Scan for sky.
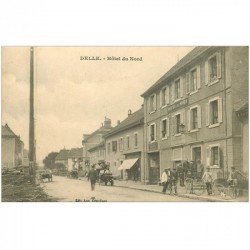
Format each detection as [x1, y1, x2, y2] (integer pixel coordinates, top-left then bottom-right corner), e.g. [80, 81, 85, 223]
[2, 46, 193, 163]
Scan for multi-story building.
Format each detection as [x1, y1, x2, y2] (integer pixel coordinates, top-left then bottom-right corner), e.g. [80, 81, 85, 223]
[103, 108, 144, 180]
[2, 124, 24, 168]
[82, 117, 112, 169]
[88, 141, 105, 165]
[141, 46, 248, 184]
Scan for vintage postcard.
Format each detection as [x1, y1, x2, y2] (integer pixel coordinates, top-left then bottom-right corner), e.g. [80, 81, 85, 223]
[1, 46, 249, 202]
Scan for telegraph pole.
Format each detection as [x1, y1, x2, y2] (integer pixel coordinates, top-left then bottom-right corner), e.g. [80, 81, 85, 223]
[29, 46, 36, 175]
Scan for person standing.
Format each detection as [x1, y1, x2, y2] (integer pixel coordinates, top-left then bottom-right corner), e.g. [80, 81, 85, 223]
[177, 163, 185, 187]
[170, 167, 178, 195]
[196, 160, 204, 181]
[202, 166, 213, 195]
[161, 169, 169, 194]
[87, 165, 99, 191]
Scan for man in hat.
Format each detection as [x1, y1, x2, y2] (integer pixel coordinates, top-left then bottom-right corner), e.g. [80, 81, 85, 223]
[87, 165, 99, 191]
[202, 166, 213, 195]
[161, 169, 169, 194]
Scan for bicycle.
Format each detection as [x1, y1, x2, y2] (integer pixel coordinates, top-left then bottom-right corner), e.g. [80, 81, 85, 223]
[212, 182, 239, 199]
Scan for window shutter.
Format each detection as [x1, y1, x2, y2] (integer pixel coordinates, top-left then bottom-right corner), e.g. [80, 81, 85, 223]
[217, 52, 222, 79]
[180, 77, 183, 98]
[167, 118, 170, 137]
[197, 65, 201, 89]
[154, 123, 157, 140]
[198, 105, 202, 128]
[171, 83, 175, 102]
[206, 103, 210, 126]
[218, 97, 223, 123]
[187, 109, 191, 131]
[205, 61, 209, 85]
[181, 110, 185, 126]
[166, 86, 170, 104]
[218, 147, 221, 168]
[186, 73, 190, 94]
[172, 116, 176, 135]
[206, 147, 211, 166]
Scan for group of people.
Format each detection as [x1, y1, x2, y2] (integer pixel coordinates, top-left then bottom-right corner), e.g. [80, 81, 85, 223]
[161, 160, 205, 195]
[161, 160, 240, 196]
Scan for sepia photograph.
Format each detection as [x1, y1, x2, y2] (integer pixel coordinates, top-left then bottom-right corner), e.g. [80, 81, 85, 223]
[1, 46, 249, 202]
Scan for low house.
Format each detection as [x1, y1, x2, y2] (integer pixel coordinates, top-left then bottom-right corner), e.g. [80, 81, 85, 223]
[103, 108, 144, 181]
[68, 147, 84, 171]
[55, 148, 70, 169]
[2, 124, 24, 168]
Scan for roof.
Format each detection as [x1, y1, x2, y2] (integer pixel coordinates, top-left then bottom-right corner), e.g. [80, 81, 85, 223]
[88, 141, 105, 152]
[82, 125, 112, 143]
[141, 46, 212, 97]
[68, 147, 83, 158]
[55, 149, 70, 160]
[2, 124, 18, 137]
[104, 108, 144, 138]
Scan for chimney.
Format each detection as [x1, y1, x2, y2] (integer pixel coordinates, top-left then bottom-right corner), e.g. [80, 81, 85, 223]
[128, 109, 132, 116]
[117, 120, 120, 125]
[104, 117, 111, 128]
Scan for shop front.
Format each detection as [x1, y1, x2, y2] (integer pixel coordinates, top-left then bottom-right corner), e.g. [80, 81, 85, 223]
[148, 152, 160, 184]
[118, 152, 141, 181]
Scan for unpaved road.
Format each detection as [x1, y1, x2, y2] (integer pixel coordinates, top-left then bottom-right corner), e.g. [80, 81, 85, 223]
[42, 176, 195, 202]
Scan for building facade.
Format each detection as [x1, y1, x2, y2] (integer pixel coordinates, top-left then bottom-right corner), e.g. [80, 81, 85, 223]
[88, 142, 105, 165]
[82, 117, 112, 169]
[2, 124, 24, 168]
[141, 46, 248, 184]
[104, 108, 144, 180]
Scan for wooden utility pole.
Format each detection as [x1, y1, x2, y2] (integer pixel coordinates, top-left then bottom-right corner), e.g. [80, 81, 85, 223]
[29, 47, 36, 174]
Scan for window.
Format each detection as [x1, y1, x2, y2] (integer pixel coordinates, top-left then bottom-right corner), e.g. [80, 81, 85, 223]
[126, 136, 130, 149]
[192, 146, 201, 162]
[173, 112, 185, 135]
[149, 123, 156, 142]
[206, 97, 222, 127]
[188, 105, 201, 131]
[161, 86, 169, 107]
[134, 133, 138, 147]
[190, 68, 197, 92]
[175, 79, 181, 100]
[119, 138, 123, 151]
[206, 145, 220, 167]
[205, 52, 222, 85]
[161, 118, 169, 139]
[209, 56, 217, 82]
[211, 146, 219, 166]
[210, 100, 218, 124]
[149, 94, 156, 112]
[107, 142, 111, 154]
[191, 107, 198, 130]
[112, 141, 117, 152]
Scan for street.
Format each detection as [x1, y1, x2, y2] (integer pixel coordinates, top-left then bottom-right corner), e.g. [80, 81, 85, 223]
[42, 176, 195, 202]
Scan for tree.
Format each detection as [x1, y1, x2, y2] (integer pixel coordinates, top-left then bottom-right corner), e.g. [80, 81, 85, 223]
[43, 152, 58, 169]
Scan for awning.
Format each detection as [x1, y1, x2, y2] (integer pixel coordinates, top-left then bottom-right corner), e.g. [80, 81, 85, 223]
[118, 158, 138, 171]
